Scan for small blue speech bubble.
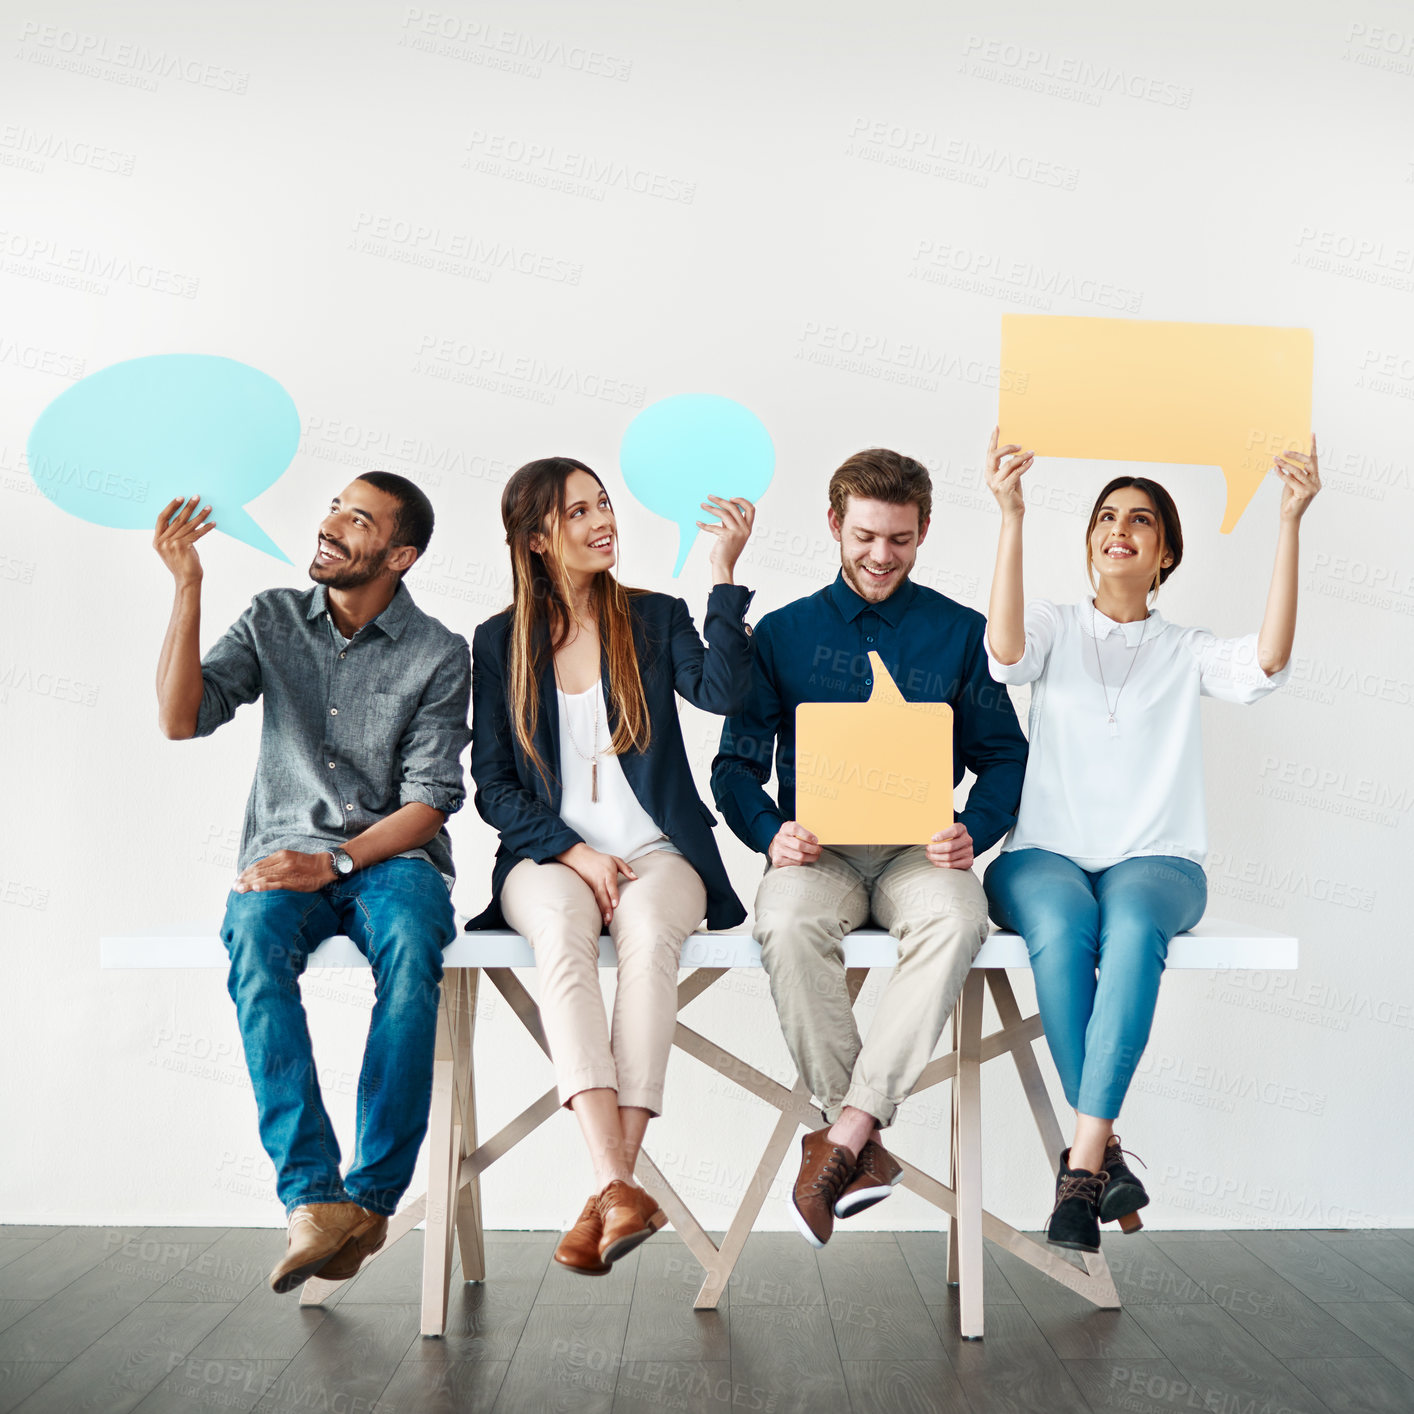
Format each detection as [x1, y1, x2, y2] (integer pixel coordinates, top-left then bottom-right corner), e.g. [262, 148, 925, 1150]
[619, 393, 775, 576]
[27, 354, 299, 562]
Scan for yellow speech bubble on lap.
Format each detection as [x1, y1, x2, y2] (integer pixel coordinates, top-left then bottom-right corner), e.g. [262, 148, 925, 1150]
[998, 315, 1313, 533]
[795, 653, 953, 845]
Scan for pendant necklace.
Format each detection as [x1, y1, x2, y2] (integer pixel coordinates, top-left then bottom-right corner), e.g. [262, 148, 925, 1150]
[1091, 602, 1147, 738]
[555, 663, 602, 803]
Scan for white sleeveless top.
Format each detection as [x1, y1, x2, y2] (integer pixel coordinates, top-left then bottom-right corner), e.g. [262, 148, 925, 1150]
[556, 683, 679, 862]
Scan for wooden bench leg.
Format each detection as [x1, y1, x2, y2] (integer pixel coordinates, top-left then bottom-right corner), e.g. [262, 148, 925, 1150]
[419, 970, 461, 1336]
[954, 970, 985, 1340]
[451, 970, 486, 1284]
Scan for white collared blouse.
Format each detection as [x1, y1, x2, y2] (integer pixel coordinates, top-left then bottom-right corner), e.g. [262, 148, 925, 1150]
[986, 598, 1290, 871]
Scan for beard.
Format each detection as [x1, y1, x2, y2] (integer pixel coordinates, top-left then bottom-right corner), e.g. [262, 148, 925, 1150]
[840, 555, 909, 603]
[308, 541, 391, 589]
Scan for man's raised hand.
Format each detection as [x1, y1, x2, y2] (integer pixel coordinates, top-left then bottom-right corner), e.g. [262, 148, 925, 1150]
[154, 495, 216, 586]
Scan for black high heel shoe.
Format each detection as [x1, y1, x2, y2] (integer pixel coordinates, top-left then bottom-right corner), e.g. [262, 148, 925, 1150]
[1098, 1135, 1148, 1234]
[1046, 1149, 1108, 1253]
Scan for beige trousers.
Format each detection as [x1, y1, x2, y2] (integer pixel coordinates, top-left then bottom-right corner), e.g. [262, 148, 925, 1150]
[753, 844, 988, 1127]
[500, 849, 708, 1115]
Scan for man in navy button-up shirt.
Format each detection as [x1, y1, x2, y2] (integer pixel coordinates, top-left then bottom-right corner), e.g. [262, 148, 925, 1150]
[711, 448, 1026, 1246]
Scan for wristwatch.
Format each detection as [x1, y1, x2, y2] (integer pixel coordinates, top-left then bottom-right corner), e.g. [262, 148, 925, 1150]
[328, 848, 355, 879]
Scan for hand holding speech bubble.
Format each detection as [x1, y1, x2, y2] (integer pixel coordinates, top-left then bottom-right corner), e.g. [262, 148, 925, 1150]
[27, 354, 299, 562]
[795, 653, 953, 845]
[997, 315, 1312, 533]
[619, 393, 774, 576]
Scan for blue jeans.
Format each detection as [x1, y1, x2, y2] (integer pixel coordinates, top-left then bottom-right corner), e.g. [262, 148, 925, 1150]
[983, 849, 1207, 1120]
[220, 857, 456, 1217]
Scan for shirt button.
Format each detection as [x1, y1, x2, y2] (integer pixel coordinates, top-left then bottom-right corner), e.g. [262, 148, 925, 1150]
[866, 635, 874, 643]
[865, 677, 873, 688]
[328, 761, 336, 769]
[339, 652, 346, 660]
[345, 803, 353, 811]
[330, 708, 338, 716]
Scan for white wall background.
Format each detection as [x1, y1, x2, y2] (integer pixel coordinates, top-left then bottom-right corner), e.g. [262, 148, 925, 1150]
[2, 0, 1411, 1235]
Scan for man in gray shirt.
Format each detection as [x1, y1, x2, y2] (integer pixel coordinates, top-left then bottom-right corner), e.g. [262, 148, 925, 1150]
[153, 472, 471, 1294]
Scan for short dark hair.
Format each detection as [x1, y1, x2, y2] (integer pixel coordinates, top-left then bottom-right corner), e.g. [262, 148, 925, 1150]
[1085, 476, 1184, 591]
[829, 448, 932, 527]
[358, 471, 435, 561]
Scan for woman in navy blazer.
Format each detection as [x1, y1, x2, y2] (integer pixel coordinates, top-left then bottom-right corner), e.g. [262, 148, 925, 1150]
[468, 456, 756, 1274]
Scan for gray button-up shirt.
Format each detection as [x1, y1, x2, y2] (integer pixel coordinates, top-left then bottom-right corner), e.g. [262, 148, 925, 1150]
[195, 581, 472, 884]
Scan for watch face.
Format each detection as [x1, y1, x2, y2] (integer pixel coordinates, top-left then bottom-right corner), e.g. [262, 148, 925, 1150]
[332, 849, 352, 875]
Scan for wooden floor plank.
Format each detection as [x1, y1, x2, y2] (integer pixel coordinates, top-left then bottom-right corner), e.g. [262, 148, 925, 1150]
[1126, 1304, 1335, 1414]
[187, 1283, 329, 1362]
[623, 1239, 730, 1363]
[1157, 1231, 1380, 1359]
[493, 1303, 631, 1414]
[986, 1245, 1163, 1361]
[1284, 1355, 1414, 1413]
[842, 1358, 968, 1414]
[0, 1363, 66, 1414]
[6, 1300, 233, 1414]
[0, 1234, 65, 1279]
[1311, 1233, 1414, 1303]
[248, 1303, 417, 1413]
[130, 1357, 285, 1414]
[0, 1228, 144, 1304]
[1063, 1356, 1208, 1413]
[151, 1229, 286, 1304]
[729, 1301, 847, 1414]
[728, 1234, 826, 1309]
[1317, 1302, 1414, 1379]
[612, 1360, 733, 1414]
[1230, 1231, 1403, 1304]
[0, 1230, 224, 1362]
[817, 1237, 944, 1362]
[372, 1355, 510, 1412]
[926, 1301, 1092, 1414]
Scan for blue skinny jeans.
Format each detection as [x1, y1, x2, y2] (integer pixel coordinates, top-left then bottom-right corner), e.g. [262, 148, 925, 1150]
[983, 848, 1207, 1120]
[220, 856, 456, 1216]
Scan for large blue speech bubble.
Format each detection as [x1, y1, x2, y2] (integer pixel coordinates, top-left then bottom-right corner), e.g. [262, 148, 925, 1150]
[619, 394, 775, 576]
[27, 354, 298, 562]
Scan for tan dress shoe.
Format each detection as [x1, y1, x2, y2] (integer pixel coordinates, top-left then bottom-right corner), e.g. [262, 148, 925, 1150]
[554, 1195, 612, 1275]
[269, 1202, 381, 1294]
[597, 1180, 667, 1265]
[317, 1210, 389, 1283]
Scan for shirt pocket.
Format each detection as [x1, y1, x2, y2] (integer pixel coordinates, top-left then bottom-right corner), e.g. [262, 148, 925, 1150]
[366, 690, 421, 751]
[698, 800, 718, 829]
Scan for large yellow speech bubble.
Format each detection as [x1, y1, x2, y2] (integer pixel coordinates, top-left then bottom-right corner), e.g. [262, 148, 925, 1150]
[795, 653, 953, 845]
[998, 315, 1312, 532]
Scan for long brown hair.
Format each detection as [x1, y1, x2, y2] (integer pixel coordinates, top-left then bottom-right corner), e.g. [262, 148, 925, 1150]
[1084, 475, 1184, 600]
[501, 457, 651, 787]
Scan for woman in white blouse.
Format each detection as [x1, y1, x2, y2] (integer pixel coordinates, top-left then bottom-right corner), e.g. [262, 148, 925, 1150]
[980, 427, 1320, 1252]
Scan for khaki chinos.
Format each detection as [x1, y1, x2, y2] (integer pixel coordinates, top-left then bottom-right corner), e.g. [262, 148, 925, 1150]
[754, 844, 989, 1126]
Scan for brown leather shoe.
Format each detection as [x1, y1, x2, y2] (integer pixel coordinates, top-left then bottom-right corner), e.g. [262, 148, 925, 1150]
[554, 1195, 612, 1276]
[269, 1203, 381, 1294]
[834, 1136, 903, 1219]
[597, 1180, 667, 1264]
[316, 1210, 389, 1283]
[789, 1128, 858, 1248]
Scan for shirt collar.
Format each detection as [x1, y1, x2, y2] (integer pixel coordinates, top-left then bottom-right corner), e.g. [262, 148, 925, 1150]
[1084, 598, 1164, 648]
[304, 580, 416, 640]
[825, 569, 917, 626]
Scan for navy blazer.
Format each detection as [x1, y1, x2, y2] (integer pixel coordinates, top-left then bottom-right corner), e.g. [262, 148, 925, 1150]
[465, 583, 755, 931]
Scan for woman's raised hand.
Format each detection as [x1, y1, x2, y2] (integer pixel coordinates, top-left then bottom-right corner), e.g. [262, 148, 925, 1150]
[984, 426, 1034, 520]
[697, 496, 757, 583]
[1274, 435, 1321, 523]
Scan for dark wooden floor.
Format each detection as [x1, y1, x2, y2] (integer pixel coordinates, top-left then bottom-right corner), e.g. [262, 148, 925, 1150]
[1, 1225, 1412, 1413]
